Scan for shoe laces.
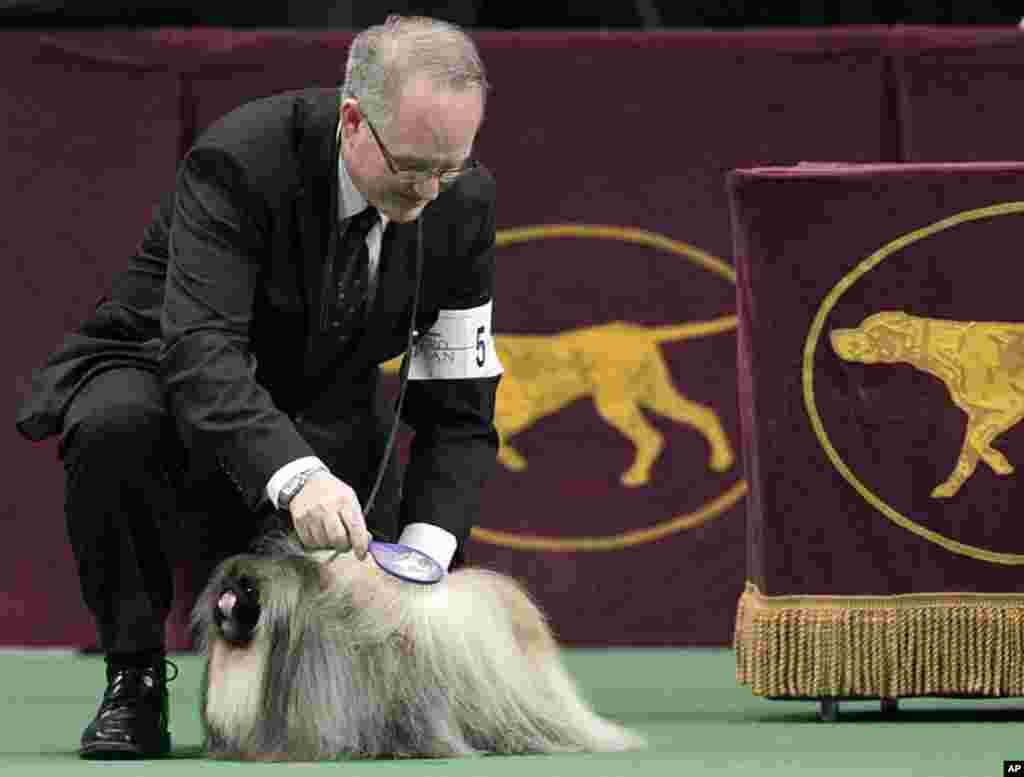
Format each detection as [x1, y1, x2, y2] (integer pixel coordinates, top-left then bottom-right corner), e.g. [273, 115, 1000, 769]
[103, 659, 179, 706]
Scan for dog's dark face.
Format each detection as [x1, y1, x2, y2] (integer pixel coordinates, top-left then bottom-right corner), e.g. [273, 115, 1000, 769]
[213, 573, 261, 646]
[195, 544, 323, 653]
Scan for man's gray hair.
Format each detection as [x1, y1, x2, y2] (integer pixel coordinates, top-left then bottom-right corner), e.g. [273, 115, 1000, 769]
[342, 15, 490, 129]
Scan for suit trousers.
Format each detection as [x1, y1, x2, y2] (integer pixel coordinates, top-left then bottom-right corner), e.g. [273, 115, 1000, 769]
[58, 366, 402, 654]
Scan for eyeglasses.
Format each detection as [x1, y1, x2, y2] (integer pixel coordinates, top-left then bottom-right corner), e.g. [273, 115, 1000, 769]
[362, 110, 478, 189]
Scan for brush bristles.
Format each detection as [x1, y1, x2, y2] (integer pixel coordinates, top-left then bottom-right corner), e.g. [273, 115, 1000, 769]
[192, 534, 645, 760]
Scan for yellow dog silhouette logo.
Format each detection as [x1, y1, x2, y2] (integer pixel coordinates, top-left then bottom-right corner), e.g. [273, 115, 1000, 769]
[384, 318, 735, 487]
[830, 311, 1024, 498]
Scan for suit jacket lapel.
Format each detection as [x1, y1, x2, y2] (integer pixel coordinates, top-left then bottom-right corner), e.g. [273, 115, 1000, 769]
[294, 91, 342, 377]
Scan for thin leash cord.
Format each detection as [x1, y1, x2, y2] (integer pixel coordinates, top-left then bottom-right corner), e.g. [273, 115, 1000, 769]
[324, 216, 424, 566]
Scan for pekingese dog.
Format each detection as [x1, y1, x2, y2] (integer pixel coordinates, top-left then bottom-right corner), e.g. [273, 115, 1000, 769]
[192, 534, 645, 761]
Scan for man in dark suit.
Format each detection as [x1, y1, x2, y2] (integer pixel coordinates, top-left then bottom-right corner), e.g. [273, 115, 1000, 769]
[15, 15, 502, 759]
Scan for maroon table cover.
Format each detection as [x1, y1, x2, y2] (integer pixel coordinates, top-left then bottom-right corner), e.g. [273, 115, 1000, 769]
[730, 161, 1024, 699]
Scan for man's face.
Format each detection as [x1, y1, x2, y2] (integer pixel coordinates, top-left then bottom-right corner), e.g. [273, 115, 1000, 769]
[341, 75, 484, 223]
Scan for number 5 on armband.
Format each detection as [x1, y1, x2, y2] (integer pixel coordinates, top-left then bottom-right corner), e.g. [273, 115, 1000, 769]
[476, 325, 487, 367]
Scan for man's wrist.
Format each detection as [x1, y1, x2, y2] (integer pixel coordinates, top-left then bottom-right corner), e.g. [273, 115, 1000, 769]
[277, 466, 329, 510]
[267, 456, 329, 509]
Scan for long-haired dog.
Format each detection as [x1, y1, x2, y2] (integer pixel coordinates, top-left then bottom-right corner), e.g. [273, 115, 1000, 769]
[192, 534, 645, 761]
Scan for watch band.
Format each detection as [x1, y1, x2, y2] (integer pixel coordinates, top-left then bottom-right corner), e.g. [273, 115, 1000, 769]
[278, 465, 329, 510]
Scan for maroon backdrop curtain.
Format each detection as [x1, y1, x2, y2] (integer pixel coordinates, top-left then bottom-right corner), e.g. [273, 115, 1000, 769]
[4, 33, 183, 647]
[5, 27, 1020, 649]
[890, 27, 1024, 162]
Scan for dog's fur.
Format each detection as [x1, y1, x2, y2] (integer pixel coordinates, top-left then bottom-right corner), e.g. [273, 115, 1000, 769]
[192, 534, 645, 761]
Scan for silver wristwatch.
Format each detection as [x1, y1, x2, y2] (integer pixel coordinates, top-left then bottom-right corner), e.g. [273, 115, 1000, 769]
[278, 466, 329, 510]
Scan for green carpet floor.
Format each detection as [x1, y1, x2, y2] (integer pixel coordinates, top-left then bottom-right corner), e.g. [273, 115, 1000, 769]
[1, 649, 1020, 775]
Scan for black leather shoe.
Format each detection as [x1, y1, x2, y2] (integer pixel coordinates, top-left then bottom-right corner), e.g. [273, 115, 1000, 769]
[80, 659, 177, 759]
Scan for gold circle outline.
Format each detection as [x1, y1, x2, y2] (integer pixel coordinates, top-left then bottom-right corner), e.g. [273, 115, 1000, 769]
[803, 201, 1024, 565]
[495, 224, 737, 283]
[471, 223, 745, 552]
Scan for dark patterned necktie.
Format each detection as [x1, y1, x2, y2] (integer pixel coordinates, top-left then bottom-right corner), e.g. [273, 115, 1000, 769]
[322, 206, 379, 341]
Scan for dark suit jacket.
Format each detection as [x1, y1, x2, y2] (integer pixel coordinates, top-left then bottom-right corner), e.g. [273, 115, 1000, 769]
[16, 88, 501, 553]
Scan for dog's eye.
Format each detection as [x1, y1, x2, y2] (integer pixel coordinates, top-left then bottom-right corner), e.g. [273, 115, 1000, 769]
[238, 576, 259, 600]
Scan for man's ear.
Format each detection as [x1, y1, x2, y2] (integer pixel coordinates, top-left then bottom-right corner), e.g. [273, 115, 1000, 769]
[339, 98, 362, 139]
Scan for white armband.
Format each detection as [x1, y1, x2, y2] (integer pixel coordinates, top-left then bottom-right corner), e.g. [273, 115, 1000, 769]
[407, 300, 504, 380]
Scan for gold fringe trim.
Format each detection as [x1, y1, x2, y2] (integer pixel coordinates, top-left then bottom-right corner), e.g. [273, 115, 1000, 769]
[735, 582, 1024, 698]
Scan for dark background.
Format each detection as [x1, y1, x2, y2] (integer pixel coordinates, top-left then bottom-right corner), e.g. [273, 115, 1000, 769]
[1, 0, 1021, 29]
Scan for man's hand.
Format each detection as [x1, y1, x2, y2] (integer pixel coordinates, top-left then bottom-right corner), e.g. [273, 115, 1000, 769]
[288, 471, 370, 559]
